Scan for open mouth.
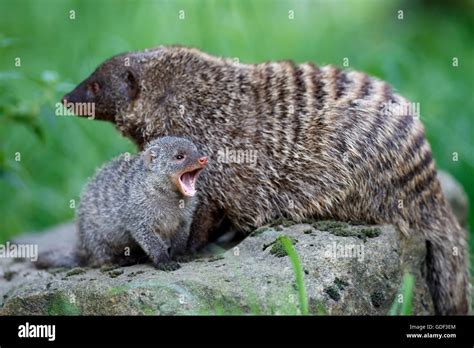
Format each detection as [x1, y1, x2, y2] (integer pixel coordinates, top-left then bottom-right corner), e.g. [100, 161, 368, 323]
[178, 168, 203, 197]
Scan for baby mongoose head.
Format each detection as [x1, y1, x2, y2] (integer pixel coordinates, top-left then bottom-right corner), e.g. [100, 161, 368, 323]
[144, 136, 208, 197]
[61, 53, 144, 121]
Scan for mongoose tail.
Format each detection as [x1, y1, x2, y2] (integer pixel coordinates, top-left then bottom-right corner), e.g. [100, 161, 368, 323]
[35, 247, 81, 269]
[424, 204, 471, 315]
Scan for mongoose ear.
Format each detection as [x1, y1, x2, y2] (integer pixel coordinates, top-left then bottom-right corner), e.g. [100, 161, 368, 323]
[125, 70, 139, 100]
[144, 148, 158, 168]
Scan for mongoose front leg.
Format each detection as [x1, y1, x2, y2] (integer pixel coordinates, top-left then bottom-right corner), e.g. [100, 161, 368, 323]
[131, 225, 179, 271]
[170, 220, 192, 260]
[187, 202, 226, 253]
[169, 219, 193, 262]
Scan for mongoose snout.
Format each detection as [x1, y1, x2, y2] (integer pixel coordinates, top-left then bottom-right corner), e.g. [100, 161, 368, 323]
[173, 155, 208, 197]
[61, 58, 140, 121]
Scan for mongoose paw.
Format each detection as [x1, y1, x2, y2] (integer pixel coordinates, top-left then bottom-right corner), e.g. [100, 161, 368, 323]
[173, 254, 196, 263]
[155, 261, 181, 272]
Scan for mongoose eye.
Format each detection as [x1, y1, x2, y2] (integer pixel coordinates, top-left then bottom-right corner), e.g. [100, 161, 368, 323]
[88, 81, 101, 95]
[176, 154, 185, 160]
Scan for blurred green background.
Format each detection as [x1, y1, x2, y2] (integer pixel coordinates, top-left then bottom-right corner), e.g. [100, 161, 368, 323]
[0, 0, 472, 260]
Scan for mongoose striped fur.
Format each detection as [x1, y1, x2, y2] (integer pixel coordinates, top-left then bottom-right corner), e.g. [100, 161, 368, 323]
[37, 136, 207, 270]
[62, 46, 470, 314]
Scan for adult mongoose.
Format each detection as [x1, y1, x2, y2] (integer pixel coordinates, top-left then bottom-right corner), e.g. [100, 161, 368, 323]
[37, 136, 208, 270]
[61, 46, 470, 314]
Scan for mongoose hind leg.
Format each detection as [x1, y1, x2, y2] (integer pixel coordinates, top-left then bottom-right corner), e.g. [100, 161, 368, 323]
[114, 250, 147, 267]
[83, 251, 116, 268]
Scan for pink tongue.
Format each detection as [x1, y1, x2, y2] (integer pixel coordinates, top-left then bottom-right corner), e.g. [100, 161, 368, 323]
[181, 172, 196, 196]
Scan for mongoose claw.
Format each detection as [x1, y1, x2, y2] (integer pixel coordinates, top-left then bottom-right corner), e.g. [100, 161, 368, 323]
[155, 261, 181, 272]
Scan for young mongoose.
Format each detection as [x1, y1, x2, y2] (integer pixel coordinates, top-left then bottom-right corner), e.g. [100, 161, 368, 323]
[38, 136, 207, 270]
[61, 46, 470, 314]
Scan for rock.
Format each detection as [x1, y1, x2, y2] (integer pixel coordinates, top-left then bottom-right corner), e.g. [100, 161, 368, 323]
[438, 170, 469, 228]
[2, 171, 467, 315]
[0, 221, 434, 315]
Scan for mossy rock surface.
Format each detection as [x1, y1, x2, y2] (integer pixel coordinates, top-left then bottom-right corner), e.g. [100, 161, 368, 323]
[0, 221, 434, 315]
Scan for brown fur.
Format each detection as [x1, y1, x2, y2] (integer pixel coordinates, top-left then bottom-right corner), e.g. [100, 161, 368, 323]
[62, 46, 470, 314]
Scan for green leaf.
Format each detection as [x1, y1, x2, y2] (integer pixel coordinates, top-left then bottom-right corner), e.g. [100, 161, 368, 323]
[279, 235, 309, 315]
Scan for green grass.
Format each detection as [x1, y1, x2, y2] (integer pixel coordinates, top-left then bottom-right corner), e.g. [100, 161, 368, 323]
[389, 273, 415, 315]
[279, 235, 309, 315]
[0, 0, 472, 286]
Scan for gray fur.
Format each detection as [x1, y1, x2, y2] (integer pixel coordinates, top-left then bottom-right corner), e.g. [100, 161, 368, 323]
[38, 136, 205, 271]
